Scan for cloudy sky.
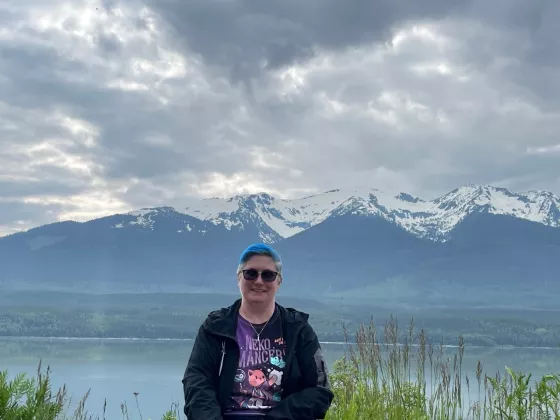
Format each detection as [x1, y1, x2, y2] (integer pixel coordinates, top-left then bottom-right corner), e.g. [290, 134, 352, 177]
[1, 0, 559, 236]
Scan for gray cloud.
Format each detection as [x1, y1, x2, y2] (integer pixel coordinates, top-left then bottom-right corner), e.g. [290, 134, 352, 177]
[0, 0, 559, 236]
[146, 0, 466, 78]
[0, 201, 61, 226]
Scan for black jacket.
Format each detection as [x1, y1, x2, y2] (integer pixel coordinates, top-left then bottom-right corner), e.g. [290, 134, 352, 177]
[182, 298, 334, 420]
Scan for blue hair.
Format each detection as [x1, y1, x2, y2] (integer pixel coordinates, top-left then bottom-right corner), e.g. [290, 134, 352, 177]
[237, 243, 282, 274]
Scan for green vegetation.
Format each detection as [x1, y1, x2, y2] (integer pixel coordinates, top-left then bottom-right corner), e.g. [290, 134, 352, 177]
[2, 318, 560, 420]
[327, 318, 560, 419]
[0, 361, 181, 420]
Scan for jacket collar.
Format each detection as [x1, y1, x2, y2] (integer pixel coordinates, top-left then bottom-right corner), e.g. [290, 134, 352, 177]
[203, 298, 309, 340]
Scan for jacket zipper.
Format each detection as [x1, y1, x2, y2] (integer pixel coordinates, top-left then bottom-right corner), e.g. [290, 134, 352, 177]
[213, 334, 239, 410]
[219, 340, 226, 376]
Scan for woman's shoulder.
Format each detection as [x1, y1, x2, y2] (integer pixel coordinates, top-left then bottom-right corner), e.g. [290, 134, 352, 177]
[197, 299, 241, 337]
[277, 303, 322, 341]
[276, 302, 310, 325]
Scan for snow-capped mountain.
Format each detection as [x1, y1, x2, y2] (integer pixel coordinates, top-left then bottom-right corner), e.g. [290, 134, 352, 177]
[112, 200, 285, 242]
[2, 183, 559, 302]
[115, 184, 560, 243]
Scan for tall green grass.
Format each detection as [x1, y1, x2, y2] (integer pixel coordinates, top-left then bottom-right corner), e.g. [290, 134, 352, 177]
[1, 317, 559, 419]
[326, 317, 560, 419]
[0, 359, 181, 420]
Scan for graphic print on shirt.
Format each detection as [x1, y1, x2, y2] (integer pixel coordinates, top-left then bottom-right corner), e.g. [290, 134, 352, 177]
[226, 309, 287, 413]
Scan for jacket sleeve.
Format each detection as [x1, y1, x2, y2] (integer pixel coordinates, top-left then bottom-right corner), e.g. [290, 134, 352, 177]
[182, 325, 223, 420]
[265, 323, 334, 420]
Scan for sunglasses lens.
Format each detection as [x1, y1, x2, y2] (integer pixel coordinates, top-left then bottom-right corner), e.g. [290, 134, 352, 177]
[242, 269, 278, 282]
[243, 269, 259, 280]
[261, 270, 277, 282]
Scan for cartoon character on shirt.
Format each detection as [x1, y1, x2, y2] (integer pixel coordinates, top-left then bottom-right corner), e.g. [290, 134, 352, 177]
[240, 368, 280, 409]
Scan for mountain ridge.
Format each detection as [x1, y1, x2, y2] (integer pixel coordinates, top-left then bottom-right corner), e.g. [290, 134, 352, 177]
[3, 184, 558, 242]
[83, 184, 560, 242]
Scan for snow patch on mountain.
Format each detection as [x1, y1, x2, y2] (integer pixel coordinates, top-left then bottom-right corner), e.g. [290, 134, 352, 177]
[109, 207, 205, 234]
[431, 185, 560, 237]
[125, 207, 170, 230]
[177, 184, 560, 242]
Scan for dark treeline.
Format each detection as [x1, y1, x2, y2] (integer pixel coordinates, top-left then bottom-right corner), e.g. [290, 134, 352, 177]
[1, 294, 560, 348]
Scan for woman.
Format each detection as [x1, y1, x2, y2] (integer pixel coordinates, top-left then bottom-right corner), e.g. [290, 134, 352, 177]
[182, 243, 334, 420]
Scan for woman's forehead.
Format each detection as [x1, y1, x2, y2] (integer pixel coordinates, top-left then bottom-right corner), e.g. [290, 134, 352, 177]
[243, 255, 276, 267]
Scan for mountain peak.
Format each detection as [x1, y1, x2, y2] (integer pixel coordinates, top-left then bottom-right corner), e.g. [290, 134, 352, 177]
[126, 206, 177, 217]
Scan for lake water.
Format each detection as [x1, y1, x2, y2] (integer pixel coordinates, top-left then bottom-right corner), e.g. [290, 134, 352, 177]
[2, 337, 560, 419]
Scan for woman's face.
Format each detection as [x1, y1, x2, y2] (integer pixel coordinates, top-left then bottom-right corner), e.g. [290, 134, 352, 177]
[237, 255, 281, 306]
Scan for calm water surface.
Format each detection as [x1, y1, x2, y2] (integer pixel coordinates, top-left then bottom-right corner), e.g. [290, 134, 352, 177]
[2, 337, 560, 419]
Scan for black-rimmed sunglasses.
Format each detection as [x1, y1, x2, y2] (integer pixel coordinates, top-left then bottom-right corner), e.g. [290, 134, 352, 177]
[242, 269, 279, 282]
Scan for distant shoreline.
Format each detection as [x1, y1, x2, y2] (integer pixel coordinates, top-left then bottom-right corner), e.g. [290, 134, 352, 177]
[2, 335, 560, 351]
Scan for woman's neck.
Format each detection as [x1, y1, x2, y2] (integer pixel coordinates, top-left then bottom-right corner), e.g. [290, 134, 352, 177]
[239, 300, 276, 324]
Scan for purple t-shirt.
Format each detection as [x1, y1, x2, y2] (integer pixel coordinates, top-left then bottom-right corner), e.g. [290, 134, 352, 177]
[224, 306, 287, 417]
